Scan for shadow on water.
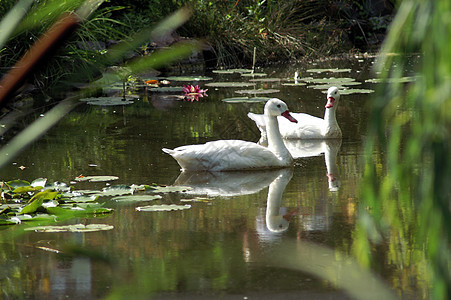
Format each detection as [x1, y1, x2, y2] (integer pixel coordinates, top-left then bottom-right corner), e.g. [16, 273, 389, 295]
[0, 59, 417, 299]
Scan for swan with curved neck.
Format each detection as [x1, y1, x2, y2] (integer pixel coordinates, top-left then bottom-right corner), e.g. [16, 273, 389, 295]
[248, 86, 341, 140]
[162, 98, 297, 171]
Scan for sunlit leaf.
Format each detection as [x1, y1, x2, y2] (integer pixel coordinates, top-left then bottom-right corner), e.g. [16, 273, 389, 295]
[80, 97, 134, 106]
[205, 82, 256, 88]
[281, 82, 306, 86]
[112, 195, 162, 202]
[241, 72, 267, 77]
[212, 69, 253, 74]
[6, 180, 30, 189]
[235, 89, 279, 95]
[25, 223, 114, 233]
[336, 89, 375, 95]
[98, 185, 134, 197]
[31, 178, 47, 187]
[147, 185, 193, 193]
[74, 175, 119, 182]
[165, 76, 212, 81]
[180, 197, 211, 203]
[222, 97, 269, 103]
[136, 204, 191, 211]
[307, 68, 352, 73]
[249, 78, 282, 82]
[149, 87, 184, 92]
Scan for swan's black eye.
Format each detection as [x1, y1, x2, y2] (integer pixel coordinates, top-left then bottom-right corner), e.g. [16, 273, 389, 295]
[277, 104, 281, 108]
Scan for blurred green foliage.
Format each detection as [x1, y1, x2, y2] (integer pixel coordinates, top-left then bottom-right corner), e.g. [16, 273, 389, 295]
[359, 0, 451, 298]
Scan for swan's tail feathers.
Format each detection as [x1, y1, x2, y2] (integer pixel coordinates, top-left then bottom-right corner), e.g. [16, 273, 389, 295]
[162, 148, 174, 155]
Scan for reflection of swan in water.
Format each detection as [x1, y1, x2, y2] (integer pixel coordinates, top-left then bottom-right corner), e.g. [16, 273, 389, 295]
[257, 138, 340, 191]
[172, 168, 291, 197]
[264, 168, 295, 233]
[173, 168, 295, 238]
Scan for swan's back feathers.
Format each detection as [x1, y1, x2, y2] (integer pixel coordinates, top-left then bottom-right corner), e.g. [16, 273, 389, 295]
[163, 140, 290, 171]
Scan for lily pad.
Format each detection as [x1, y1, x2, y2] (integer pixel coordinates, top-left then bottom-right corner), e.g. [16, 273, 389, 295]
[303, 77, 357, 84]
[98, 185, 134, 197]
[136, 204, 191, 212]
[249, 78, 282, 82]
[180, 197, 212, 203]
[212, 69, 253, 74]
[149, 86, 184, 92]
[156, 95, 185, 101]
[281, 82, 307, 86]
[112, 195, 162, 202]
[222, 97, 270, 103]
[75, 176, 119, 183]
[205, 82, 256, 88]
[241, 72, 267, 77]
[80, 97, 134, 106]
[147, 185, 192, 193]
[63, 195, 99, 203]
[308, 83, 362, 90]
[235, 89, 279, 95]
[307, 68, 352, 73]
[336, 88, 375, 95]
[25, 223, 114, 233]
[165, 76, 213, 81]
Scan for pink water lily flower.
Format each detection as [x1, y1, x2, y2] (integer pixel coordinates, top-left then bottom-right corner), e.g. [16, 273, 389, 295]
[183, 85, 208, 102]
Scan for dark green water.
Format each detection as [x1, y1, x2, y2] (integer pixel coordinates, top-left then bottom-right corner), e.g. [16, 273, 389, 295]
[0, 58, 425, 299]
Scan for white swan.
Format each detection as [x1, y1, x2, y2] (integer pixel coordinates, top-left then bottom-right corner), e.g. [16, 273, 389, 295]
[162, 98, 297, 171]
[248, 86, 341, 140]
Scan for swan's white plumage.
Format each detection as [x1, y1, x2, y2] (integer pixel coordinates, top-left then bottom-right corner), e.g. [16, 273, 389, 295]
[163, 98, 297, 171]
[248, 86, 342, 140]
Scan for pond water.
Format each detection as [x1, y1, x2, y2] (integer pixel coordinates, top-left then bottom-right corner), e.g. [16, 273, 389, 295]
[0, 58, 424, 299]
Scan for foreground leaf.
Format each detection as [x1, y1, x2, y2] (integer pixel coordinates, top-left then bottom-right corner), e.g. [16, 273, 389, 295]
[136, 204, 191, 211]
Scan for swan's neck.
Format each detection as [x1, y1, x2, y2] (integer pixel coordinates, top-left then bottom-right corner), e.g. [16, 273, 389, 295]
[265, 115, 291, 161]
[323, 107, 340, 135]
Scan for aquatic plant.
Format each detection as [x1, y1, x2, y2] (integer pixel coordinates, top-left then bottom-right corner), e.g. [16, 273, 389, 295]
[357, 0, 451, 298]
[182, 84, 208, 101]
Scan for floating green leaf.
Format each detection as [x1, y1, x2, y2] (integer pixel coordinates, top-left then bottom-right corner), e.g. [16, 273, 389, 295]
[80, 97, 134, 106]
[222, 97, 270, 103]
[20, 190, 59, 214]
[165, 76, 213, 81]
[281, 82, 306, 86]
[25, 223, 114, 233]
[31, 178, 47, 187]
[333, 89, 375, 95]
[6, 180, 30, 189]
[249, 78, 282, 82]
[180, 197, 212, 203]
[308, 82, 362, 89]
[235, 89, 279, 95]
[75, 176, 119, 183]
[136, 204, 191, 211]
[112, 195, 162, 202]
[98, 185, 134, 197]
[212, 68, 253, 74]
[149, 86, 183, 92]
[307, 68, 352, 73]
[304, 77, 357, 84]
[205, 82, 256, 88]
[147, 185, 192, 193]
[241, 72, 267, 77]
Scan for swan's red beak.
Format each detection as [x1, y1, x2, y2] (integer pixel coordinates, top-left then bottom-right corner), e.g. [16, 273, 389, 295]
[281, 110, 298, 123]
[325, 97, 335, 108]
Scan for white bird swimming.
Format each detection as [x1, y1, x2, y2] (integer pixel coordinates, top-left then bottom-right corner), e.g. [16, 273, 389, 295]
[248, 86, 341, 140]
[162, 98, 297, 171]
